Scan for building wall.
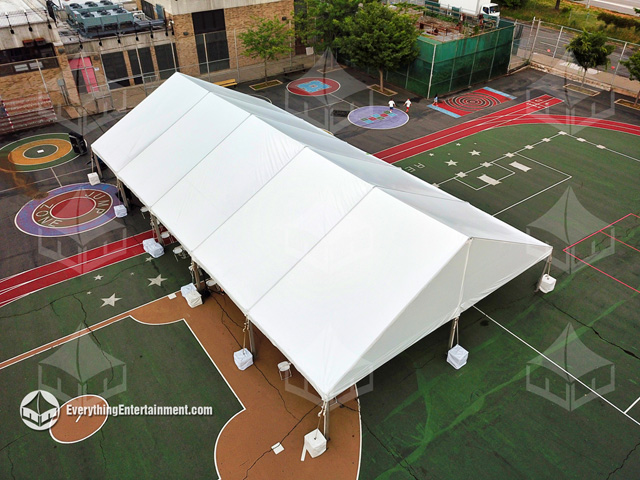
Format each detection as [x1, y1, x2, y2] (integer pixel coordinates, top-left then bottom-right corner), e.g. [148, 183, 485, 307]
[224, 0, 294, 70]
[152, 0, 282, 16]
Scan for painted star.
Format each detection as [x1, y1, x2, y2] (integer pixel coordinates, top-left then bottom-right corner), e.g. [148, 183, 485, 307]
[428, 153, 434, 156]
[446, 160, 458, 166]
[87, 291, 92, 295]
[100, 294, 121, 307]
[145, 257, 154, 262]
[504, 153, 515, 158]
[455, 172, 467, 178]
[456, 143, 461, 146]
[481, 162, 492, 168]
[469, 150, 481, 156]
[148, 275, 168, 287]
[94, 275, 103, 281]
[130, 272, 135, 276]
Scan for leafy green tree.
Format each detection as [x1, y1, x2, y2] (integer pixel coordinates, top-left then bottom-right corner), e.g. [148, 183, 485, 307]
[566, 30, 614, 86]
[294, 0, 367, 63]
[621, 50, 640, 105]
[336, 2, 419, 92]
[239, 16, 293, 84]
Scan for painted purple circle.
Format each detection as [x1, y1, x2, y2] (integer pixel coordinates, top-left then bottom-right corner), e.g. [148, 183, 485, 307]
[15, 183, 121, 237]
[348, 106, 409, 130]
[286, 77, 340, 96]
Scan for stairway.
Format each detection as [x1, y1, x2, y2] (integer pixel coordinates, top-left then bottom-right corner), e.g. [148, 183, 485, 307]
[0, 93, 58, 135]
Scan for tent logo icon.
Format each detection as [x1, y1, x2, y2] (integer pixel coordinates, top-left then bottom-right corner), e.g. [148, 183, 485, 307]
[20, 390, 60, 431]
[526, 323, 615, 411]
[38, 324, 127, 402]
[526, 187, 615, 274]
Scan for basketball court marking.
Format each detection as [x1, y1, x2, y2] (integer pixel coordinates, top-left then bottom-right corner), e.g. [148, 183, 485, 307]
[0, 165, 93, 195]
[563, 213, 640, 294]
[14, 182, 121, 238]
[474, 306, 640, 428]
[0, 133, 77, 172]
[286, 77, 341, 96]
[430, 87, 516, 118]
[348, 106, 409, 130]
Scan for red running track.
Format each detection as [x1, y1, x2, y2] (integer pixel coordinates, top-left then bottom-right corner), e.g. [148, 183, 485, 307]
[0, 230, 154, 308]
[375, 95, 640, 164]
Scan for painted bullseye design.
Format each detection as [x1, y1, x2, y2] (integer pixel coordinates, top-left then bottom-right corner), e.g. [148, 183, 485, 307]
[0, 133, 77, 171]
[15, 183, 121, 237]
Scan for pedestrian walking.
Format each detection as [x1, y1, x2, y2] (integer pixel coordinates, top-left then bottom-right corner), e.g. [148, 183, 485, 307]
[404, 98, 412, 113]
[388, 99, 395, 112]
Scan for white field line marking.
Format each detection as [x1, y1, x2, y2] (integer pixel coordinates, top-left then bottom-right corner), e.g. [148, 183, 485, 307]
[492, 177, 571, 216]
[625, 396, 640, 414]
[291, 100, 348, 116]
[51, 167, 63, 187]
[565, 133, 640, 164]
[473, 306, 640, 428]
[328, 92, 359, 109]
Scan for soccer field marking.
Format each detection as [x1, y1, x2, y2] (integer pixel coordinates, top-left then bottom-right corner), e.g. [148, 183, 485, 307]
[473, 306, 640, 428]
[561, 131, 640, 164]
[562, 213, 640, 295]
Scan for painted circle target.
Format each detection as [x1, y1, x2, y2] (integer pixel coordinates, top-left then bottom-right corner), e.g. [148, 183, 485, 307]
[15, 183, 121, 237]
[444, 91, 501, 113]
[286, 77, 340, 96]
[348, 106, 409, 130]
[0, 133, 77, 172]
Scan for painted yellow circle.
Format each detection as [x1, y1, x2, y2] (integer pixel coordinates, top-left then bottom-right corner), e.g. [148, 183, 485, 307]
[8, 139, 73, 166]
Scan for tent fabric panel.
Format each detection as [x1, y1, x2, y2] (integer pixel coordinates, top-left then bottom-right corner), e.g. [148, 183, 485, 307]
[328, 243, 471, 398]
[460, 238, 552, 310]
[92, 74, 209, 172]
[193, 149, 374, 311]
[118, 94, 251, 206]
[151, 115, 305, 251]
[382, 188, 550, 245]
[249, 188, 469, 399]
[323, 152, 460, 200]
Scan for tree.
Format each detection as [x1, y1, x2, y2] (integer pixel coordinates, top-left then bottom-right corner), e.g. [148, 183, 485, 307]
[294, 0, 368, 65]
[566, 30, 614, 86]
[621, 50, 640, 105]
[336, 2, 419, 92]
[239, 17, 293, 85]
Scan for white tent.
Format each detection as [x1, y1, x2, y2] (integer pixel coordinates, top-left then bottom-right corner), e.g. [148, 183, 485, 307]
[93, 73, 552, 401]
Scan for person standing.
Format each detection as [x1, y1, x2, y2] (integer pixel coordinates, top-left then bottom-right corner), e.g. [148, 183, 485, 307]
[404, 98, 412, 113]
[433, 94, 439, 106]
[388, 99, 396, 112]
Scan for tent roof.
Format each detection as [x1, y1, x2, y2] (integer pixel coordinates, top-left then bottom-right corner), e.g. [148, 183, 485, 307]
[93, 73, 552, 401]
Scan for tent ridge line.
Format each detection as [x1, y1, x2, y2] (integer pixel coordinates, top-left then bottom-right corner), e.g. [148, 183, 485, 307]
[115, 81, 211, 175]
[245, 186, 378, 315]
[379, 185, 464, 203]
[456, 239, 473, 314]
[325, 239, 470, 399]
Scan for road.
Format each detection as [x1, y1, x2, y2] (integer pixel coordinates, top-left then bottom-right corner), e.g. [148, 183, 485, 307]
[579, 0, 640, 15]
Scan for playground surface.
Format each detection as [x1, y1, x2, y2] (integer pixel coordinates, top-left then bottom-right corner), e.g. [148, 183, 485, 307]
[1, 64, 639, 479]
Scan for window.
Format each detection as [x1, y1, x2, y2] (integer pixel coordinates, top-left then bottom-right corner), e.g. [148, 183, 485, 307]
[127, 47, 154, 85]
[102, 52, 130, 89]
[141, 0, 155, 19]
[192, 10, 225, 35]
[155, 44, 178, 79]
[195, 31, 229, 74]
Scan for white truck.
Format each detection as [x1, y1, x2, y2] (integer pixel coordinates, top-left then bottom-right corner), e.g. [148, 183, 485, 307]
[442, 0, 500, 18]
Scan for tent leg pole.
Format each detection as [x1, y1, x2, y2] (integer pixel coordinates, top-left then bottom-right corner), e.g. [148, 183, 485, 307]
[248, 320, 256, 357]
[448, 317, 459, 350]
[191, 261, 202, 292]
[150, 214, 163, 246]
[116, 178, 129, 209]
[91, 150, 103, 179]
[323, 401, 330, 441]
